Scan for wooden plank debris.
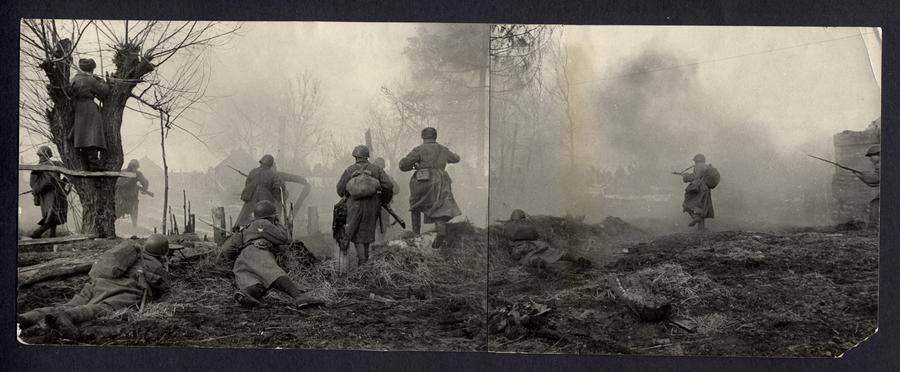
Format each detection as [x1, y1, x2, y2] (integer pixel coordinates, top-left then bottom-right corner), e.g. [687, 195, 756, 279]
[18, 255, 99, 287]
[18, 234, 90, 247]
[19, 164, 136, 178]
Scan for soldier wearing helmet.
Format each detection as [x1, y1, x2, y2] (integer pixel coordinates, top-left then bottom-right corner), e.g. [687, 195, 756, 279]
[17, 234, 171, 338]
[399, 127, 462, 248]
[503, 209, 591, 270]
[681, 153, 715, 232]
[221, 200, 323, 308]
[115, 159, 152, 231]
[233, 154, 286, 231]
[28, 145, 70, 238]
[853, 144, 880, 230]
[336, 145, 395, 265]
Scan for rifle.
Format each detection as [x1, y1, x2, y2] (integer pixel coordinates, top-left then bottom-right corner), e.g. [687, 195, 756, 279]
[671, 165, 695, 175]
[226, 164, 249, 178]
[807, 154, 862, 174]
[141, 189, 155, 198]
[381, 204, 407, 229]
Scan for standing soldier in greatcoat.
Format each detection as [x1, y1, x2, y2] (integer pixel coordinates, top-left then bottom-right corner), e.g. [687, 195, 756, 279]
[399, 127, 462, 248]
[70, 58, 110, 170]
[28, 146, 70, 239]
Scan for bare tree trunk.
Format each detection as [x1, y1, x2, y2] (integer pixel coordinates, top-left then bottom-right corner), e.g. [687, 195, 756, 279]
[160, 114, 169, 234]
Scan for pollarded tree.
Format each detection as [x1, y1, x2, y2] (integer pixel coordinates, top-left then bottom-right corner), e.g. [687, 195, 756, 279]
[20, 19, 239, 237]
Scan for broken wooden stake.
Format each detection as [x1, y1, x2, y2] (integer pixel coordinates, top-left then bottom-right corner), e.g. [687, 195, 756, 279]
[211, 207, 226, 245]
[307, 206, 319, 235]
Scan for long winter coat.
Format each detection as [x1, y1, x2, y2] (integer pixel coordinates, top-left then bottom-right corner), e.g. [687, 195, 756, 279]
[504, 219, 564, 267]
[336, 160, 394, 244]
[115, 168, 149, 218]
[398, 139, 462, 223]
[71, 72, 110, 149]
[233, 165, 285, 229]
[682, 163, 715, 219]
[29, 158, 69, 226]
[83, 243, 170, 309]
[222, 217, 291, 289]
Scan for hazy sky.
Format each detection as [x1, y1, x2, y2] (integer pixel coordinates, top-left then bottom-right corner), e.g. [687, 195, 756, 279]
[561, 26, 880, 167]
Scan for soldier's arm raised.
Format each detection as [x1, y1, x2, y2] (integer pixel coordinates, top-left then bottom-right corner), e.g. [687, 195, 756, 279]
[445, 146, 461, 164]
[399, 149, 420, 172]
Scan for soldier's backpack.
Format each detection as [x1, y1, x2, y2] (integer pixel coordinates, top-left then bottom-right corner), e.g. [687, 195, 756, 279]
[89, 241, 142, 279]
[705, 165, 721, 189]
[346, 164, 380, 199]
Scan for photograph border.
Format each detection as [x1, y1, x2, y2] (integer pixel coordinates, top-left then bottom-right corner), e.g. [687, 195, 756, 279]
[3, 0, 898, 371]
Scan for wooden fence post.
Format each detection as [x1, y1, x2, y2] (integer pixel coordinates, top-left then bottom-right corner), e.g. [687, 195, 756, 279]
[307, 206, 319, 235]
[212, 207, 226, 245]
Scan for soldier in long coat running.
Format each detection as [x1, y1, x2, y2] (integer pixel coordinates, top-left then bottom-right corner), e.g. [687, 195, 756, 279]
[115, 159, 151, 229]
[233, 154, 285, 230]
[29, 146, 70, 239]
[222, 200, 322, 308]
[399, 127, 462, 248]
[682, 153, 714, 232]
[71, 58, 110, 170]
[336, 146, 394, 265]
[17, 234, 171, 338]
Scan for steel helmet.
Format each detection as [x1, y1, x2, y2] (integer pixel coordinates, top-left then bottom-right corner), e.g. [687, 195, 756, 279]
[127, 159, 140, 170]
[352, 145, 370, 159]
[37, 146, 53, 159]
[693, 153, 706, 163]
[510, 209, 527, 221]
[865, 144, 881, 157]
[254, 200, 278, 219]
[259, 154, 275, 167]
[143, 234, 170, 258]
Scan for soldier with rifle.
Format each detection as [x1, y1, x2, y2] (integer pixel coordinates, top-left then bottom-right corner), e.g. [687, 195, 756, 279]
[673, 154, 719, 232]
[809, 144, 880, 230]
[221, 200, 323, 308]
[115, 159, 153, 230]
[336, 146, 395, 266]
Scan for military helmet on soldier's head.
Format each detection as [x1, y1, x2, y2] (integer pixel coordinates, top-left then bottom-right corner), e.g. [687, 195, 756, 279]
[78, 58, 97, 73]
[865, 144, 881, 157]
[254, 200, 278, 219]
[693, 153, 706, 163]
[37, 146, 53, 159]
[510, 209, 527, 221]
[352, 145, 370, 159]
[421, 127, 437, 140]
[127, 159, 140, 170]
[259, 154, 275, 167]
[144, 234, 170, 258]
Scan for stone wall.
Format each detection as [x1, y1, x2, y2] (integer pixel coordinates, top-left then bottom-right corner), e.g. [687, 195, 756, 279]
[831, 119, 880, 224]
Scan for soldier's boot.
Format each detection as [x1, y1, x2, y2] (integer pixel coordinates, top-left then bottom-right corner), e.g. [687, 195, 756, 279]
[271, 276, 324, 309]
[433, 220, 448, 249]
[411, 212, 422, 235]
[688, 215, 702, 227]
[234, 284, 267, 308]
[29, 224, 50, 239]
[697, 219, 708, 233]
[45, 311, 79, 339]
[17, 311, 48, 329]
[355, 243, 369, 266]
[48, 225, 57, 238]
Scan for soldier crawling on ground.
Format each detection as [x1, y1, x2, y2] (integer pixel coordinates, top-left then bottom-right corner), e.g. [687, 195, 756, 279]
[17, 234, 171, 339]
[222, 200, 323, 308]
[503, 209, 592, 270]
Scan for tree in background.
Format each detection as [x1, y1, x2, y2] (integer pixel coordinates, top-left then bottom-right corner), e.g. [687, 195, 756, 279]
[20, 20, 240, 237]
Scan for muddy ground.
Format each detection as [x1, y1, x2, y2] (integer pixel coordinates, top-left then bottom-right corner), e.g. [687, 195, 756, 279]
[17, 220, 877, 357]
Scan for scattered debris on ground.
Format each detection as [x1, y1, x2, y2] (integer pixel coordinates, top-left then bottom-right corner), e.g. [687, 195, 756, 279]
[16, 218, 877, 357]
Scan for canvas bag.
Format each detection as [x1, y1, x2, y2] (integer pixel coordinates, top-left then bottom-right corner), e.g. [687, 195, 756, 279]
[705, 165, 721, 189]
[346, 164, 380, 199]
[89, 241, 142, 279]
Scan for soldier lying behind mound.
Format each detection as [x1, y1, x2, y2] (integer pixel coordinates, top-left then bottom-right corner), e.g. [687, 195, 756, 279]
[17, 234, 171, 339]
[221, 200, 323, 309]
[503, 209, 592, 269]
